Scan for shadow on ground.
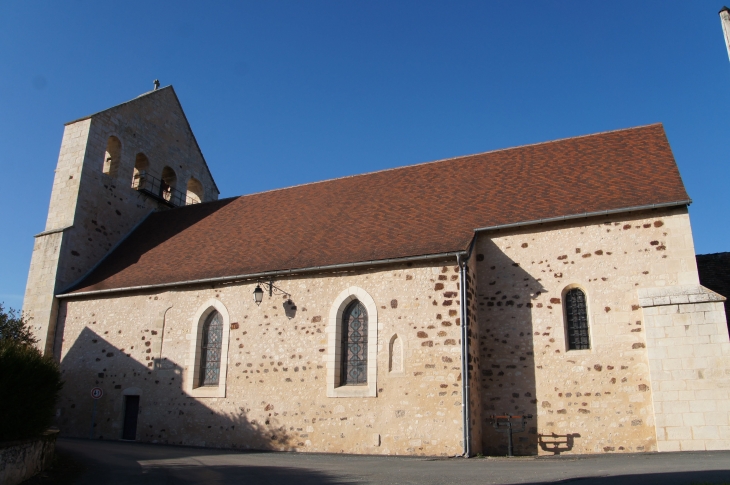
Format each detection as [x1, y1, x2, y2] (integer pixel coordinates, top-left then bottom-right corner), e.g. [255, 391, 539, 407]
[20, 450, 85, 485]
[520, 470, 730, 485]
[57, 439, 351, 485]
[55, 438, 730, 485]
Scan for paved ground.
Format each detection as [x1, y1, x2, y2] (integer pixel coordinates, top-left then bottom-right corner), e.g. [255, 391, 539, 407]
[56, 438, 730, 485]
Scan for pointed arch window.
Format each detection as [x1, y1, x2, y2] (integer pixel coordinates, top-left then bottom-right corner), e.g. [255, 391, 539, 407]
[565, 288, 590, 350]
[199, 310, 223, 386]
[341, 300, 368, 385]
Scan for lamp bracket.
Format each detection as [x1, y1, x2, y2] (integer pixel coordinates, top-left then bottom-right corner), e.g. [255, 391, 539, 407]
[259, 279, 291, 300]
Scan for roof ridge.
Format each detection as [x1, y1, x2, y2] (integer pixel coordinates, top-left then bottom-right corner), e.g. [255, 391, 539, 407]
[231, 123, 665, 202]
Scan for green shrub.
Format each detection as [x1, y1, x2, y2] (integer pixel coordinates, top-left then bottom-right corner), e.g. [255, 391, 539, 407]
[0, 303, 37, 346]
[0, 339, 63, 441]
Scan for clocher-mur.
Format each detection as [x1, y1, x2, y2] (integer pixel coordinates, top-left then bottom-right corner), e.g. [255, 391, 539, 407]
[23, 85, 730, 456]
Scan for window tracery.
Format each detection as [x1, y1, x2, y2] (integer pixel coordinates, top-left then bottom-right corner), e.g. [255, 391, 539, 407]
[565, 288, 590, 350]
[199, 310, 223, 386]
[340, 300, 368, 385]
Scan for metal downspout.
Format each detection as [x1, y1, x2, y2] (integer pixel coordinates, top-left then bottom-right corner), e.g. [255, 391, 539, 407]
[458, 253, 471, 457]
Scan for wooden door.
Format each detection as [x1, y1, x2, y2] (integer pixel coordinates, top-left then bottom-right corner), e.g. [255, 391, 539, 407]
[122, 395, 140, 440]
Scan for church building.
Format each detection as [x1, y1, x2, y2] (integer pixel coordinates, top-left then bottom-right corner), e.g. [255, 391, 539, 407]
[23, 85, 730, 456]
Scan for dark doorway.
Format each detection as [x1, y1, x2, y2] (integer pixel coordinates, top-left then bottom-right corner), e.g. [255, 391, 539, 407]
[122, 395, 140, 440]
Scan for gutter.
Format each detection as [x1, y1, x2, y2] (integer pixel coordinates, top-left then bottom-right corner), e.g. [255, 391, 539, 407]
[56, 250, 467, 299]
[473, 200, 692, 233]
[459, 235, 477, 457]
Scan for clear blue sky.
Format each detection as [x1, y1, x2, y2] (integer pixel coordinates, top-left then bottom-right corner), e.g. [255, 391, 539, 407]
[1, 1, 729, 310]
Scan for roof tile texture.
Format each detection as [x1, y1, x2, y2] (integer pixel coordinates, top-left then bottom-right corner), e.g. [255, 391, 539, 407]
[71, 124, 689, 293]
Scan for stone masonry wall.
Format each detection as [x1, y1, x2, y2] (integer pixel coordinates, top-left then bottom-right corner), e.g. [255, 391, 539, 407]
[43, 119, 91, 232]
[54, 261, 466, 456]
[640, 285, 730, 451]
[474, 206, 699, 456]
[23, 88, 217, 355]
[0, 430, 58, 485]
[23, 120, 91, 353]
[59, 87, 218, 291]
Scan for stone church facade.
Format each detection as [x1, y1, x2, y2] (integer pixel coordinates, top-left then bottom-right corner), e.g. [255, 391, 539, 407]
[23, 86, 730, 456]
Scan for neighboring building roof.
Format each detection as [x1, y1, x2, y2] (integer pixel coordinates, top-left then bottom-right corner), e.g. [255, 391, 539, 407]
[697, 252, 730, 325]
[67, 123, 690, 295]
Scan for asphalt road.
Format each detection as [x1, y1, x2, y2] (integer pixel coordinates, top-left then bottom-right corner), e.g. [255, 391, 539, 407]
[57, 438, 730, 485]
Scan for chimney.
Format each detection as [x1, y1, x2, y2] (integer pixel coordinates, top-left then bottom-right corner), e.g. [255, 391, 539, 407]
[720, 7, 730, 62]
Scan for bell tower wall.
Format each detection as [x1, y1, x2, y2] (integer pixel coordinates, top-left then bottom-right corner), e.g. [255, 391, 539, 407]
[23, 87, 218, 355]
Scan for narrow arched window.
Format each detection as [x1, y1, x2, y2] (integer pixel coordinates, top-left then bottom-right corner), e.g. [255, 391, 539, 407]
[132, 153, 149, 189]
[199, 311, 223, 386]
[160, 166, 177, 202]
[565, 288, 590, 350]
[102, 136, 121, 176]
[186, 177, 203, 204]
[341, 300, 368, 385]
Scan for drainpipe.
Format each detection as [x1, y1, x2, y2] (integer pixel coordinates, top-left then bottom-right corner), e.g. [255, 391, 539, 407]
[458, 253, 471, 457]
[458, 235, 478, 457]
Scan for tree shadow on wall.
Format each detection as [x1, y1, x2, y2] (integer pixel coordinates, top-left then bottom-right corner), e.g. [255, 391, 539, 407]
[474, 240, 546, 456]
[52, 323, 296, 451]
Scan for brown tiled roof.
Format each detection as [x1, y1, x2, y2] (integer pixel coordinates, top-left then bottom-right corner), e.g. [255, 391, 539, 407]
[696, 252, 730, 328]
[69, 123, 689, 294]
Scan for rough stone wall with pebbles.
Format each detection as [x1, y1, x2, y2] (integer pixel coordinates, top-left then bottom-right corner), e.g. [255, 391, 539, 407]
[53, 261, 467, 455]
[474, 206, 700, 456]
[23, 87, 217, 355]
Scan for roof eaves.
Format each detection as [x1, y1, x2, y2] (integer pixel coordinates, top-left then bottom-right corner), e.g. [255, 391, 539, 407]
[473, 199, 692, 233]
[57, 199, 691, 300]
[57, 249, 468, 299]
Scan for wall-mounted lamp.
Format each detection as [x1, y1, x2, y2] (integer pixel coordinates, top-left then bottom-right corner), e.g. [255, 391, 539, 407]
[253, 285, 265, 305]
[252, 280, 290, 306]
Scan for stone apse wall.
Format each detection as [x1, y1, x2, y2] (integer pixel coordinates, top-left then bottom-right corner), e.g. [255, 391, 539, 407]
[473, 206, 707, 456]
[54, 261, 467, 456]
[23, 88, 217, 354]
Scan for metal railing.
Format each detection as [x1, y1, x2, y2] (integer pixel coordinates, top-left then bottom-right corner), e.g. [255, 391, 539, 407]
[131, 172, 199, 207]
